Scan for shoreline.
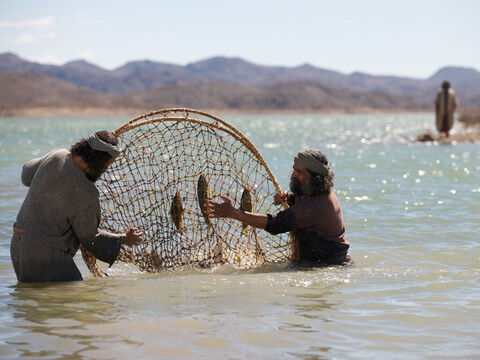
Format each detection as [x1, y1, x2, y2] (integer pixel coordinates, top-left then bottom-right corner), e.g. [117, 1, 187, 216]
[2, 107, 478, 143]
[0, 106, 430, 118]
[415, 131, 480, 144]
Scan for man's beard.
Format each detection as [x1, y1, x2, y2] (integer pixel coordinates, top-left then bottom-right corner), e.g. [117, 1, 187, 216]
[290, 178, 315, 197]
[86, 168, 105, 182]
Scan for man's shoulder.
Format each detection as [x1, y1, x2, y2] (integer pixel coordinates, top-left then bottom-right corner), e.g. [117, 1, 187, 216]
[292, 194, 328, 210]
[67, 176, 100, 204]
[41, 148, 70, 163]
[45, 148, 69, 156]
[305, 191, 333, 201]
[48, 149, 99, 198]
[303, 190, 339, 208]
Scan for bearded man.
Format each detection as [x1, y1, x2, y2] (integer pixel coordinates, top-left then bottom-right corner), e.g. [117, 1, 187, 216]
[205, 149, 350, 266]
[10, 131, 143, 282]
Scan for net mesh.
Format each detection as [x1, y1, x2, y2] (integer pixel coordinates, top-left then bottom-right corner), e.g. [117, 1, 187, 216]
[81, 108, 292, 275]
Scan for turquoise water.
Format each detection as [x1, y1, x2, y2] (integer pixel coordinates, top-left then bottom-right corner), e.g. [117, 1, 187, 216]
[0, 113, 479, 359]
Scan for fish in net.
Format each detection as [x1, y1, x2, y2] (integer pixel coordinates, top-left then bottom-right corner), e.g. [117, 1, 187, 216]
[81, 108, 294, 276]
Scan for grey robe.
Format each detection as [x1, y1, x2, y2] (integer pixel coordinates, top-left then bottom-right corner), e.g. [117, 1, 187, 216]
[10, 149, 122, 282]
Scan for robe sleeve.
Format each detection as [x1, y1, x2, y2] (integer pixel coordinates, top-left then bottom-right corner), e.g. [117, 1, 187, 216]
[265, 202, 311, 235]
[265, 213, 290, 235]
[286, 192, 296, 207]
[21, 156, 43, 187]
[69, 190, 122, 266]
[266, 197, 324, 235]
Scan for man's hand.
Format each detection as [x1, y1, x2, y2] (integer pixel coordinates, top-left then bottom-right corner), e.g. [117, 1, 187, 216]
[205, 195, 236, 219]
[122, 227, 143, 246]
[274, 191, 290, 205]
[206, 195, 269, 229]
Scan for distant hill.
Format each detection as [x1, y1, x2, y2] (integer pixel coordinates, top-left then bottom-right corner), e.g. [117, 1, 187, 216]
[427, 66, 480, 106]
[0, 72, 426, 115]
[128, 80, 423, 111]
[0, 71, 116, 108]
[0, 52, 479, 114]
[428, 66, 480, 84]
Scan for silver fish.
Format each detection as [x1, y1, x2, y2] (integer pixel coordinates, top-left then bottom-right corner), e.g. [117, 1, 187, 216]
[240, 186, 252, 235]
[197, 172, 212, 227]
[169, 190, 184, 230]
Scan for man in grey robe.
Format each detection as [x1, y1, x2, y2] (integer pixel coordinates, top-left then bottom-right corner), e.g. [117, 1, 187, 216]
[10, 131, 143, 282]
[435, 81, 458, 137]
[205, 149, 350, 266]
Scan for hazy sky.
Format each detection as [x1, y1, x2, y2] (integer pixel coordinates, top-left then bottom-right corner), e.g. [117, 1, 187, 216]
[1, 0, 479, 78]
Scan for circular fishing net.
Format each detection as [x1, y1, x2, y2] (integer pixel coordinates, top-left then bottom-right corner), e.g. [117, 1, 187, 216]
[81, 108, 293, 276]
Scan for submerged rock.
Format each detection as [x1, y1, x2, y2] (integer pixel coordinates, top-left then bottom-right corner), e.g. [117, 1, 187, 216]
[416, 132, 436, 142]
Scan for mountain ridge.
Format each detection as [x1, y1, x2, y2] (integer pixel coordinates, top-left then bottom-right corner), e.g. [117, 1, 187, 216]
[0, 72, 427, 116]
[1, 52, 479, 114]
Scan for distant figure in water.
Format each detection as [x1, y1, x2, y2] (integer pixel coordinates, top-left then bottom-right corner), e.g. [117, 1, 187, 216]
[10, 131, 143, 282]
[435, 81, 458, 137]
[206, 149, 350, 266]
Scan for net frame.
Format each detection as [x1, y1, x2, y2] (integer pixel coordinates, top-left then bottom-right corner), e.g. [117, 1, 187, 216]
[81, 108, 296, 276]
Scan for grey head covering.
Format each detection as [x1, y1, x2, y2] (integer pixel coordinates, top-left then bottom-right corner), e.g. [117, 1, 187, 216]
[294, 149, 330, 176]
[87, 132, 122, 158]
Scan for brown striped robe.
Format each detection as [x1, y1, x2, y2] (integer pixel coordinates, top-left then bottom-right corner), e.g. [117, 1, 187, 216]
[435, 88, 458, 133]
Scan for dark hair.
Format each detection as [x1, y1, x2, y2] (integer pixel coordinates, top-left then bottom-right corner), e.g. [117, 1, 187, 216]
[70, 131, 118, 173]
[306, 151, 334, 195]
[307, 169, 334, 195]
[442, 81, 450, 89]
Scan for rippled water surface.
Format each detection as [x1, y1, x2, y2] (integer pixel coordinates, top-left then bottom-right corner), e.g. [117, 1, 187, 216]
[0, 113, 479, 359]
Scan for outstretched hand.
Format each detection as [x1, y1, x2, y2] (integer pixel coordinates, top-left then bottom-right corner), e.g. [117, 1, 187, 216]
[122, 227, 143, 246]
[206, 195, 269, 230]
[205, 195, 236, 219]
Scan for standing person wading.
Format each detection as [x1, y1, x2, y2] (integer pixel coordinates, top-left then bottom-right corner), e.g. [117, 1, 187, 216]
[10, 131, 143, 282]
[435, 81, 458, 138]
[206, 149, 350, 266]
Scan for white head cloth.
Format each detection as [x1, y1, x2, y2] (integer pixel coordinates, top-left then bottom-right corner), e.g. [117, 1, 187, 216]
[87, 132, 122, 158]
[294, 149, 330, 176]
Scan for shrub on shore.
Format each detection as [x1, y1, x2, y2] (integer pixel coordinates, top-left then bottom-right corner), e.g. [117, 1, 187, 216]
[459, 109, 480, 127]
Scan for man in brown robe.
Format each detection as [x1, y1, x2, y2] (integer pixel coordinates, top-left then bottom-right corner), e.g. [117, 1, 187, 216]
[435, 81, 458, 137]
[206, 149, 350, 266]
[10, 131, 143, 282]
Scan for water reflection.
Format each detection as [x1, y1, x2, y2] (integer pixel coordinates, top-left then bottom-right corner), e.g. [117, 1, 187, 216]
[281, 271, 343, 324]
[0, 113, 479, 359]
[294, 290, 336, 320]
[10, 281, 116, 325]
[6, 281, 138, 359]
[288, 347, 331, 360]
[277, 278, 341, 359]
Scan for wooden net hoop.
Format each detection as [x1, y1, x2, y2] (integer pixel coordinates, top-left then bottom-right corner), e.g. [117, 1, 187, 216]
[81, 108, 292, 276]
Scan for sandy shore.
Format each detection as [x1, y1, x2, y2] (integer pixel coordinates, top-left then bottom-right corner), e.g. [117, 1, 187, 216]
[416, 131, 480, 144]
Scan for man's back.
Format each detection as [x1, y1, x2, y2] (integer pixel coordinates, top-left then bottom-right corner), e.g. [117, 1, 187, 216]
[17, 149, 97, 251]
[266, 189, 348, 263]
[289, 190, 348, 261]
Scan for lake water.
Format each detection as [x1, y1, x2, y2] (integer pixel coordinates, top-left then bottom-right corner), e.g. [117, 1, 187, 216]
[0, 113, 479, 359]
